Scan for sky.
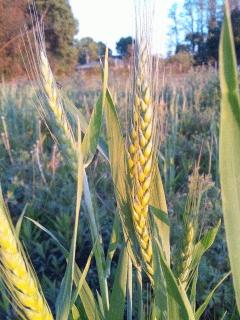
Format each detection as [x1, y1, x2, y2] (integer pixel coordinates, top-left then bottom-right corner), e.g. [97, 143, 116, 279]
[69, 0, 178, 56]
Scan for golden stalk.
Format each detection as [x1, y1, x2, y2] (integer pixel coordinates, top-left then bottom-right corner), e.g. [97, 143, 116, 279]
[0, 191, 53, 320]
[128, 41, 154, 277]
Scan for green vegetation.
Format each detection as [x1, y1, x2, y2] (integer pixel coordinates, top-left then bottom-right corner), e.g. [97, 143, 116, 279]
[0, 1, 240, 319]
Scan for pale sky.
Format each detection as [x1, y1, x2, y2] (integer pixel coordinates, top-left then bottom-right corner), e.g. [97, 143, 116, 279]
[69, 0, 178, 56]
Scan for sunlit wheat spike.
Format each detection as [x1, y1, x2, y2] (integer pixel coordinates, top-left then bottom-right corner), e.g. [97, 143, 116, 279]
[128, 38, 155, 277]
[39, 50, 75, 149]
[22, 5, 77, 173]
[0, 190, 53, 320]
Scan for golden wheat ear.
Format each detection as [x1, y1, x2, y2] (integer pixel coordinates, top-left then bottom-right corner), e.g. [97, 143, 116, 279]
[0, 188, 53, 320]
[127, 10, 159, 278]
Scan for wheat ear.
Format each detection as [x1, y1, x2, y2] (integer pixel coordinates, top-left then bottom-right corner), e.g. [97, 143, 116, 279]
[178, 165, 214, 288]
[0, 190, 53, 320]
[128, 41, 154, 277]
[39, 51, 75, 147]
[38, 50, 78, 173]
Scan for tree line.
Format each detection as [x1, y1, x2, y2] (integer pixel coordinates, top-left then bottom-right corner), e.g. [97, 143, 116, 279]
[0, 0, 133, 78]
[168, 0, 240, 64]
[3, 0, 240, 79]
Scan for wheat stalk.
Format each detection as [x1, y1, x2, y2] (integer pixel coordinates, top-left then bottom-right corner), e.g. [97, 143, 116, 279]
[128, 39, 155, 277]
[0, 190, 53, 320]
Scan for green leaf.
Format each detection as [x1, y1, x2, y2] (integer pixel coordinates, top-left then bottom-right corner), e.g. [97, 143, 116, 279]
[189, 267, 199, 312]
[83, 170, 109, 315]
[81, 48, 108, 167]
[219, 2, 240, 311]
[195, 272, 230, 320]
[15, 203, 28, 237]
[191, 221, 221, 275]
[104, 89, 127, 201]
[150, 166, 170, 265]
[63, 94, 109, 162]
[26, 217, 102, 320]
[157, 239, 195, 320]
[82, 96, 103, 166]
[151, 231, 168, 320]
[71, 244, 95, 308]
[106, 245, 128, 320]
[150, 206, 170, 227]
[105, 214, 120, 278]
[104, 89, 138, 267]
[56, 120, 84, 320]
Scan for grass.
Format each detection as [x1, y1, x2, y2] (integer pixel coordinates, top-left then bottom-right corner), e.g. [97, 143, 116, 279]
[0, 64, 233, 319]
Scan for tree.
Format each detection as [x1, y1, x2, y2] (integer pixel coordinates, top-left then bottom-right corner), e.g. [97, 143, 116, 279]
[77, 37, 99, 65]
[0, 0, 78, 77]
[0, 0, 28, 77]
[168, 3, 181, 52]
[34, 0, 78, 72]
[97, 41, 112, 58]
[116, 36, 134, 57]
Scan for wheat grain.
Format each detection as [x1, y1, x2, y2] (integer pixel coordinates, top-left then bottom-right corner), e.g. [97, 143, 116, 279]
[0, 191, 53, 320]
[128, 40, 154, 277]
